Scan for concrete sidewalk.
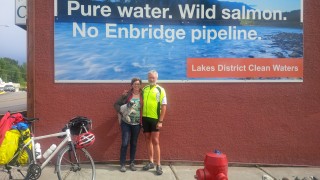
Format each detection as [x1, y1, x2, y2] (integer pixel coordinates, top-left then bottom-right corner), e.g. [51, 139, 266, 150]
[39, 164, 320, 180]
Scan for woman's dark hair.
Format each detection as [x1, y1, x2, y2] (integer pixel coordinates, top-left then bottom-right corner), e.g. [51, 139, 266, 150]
[131, 77, 142, 86]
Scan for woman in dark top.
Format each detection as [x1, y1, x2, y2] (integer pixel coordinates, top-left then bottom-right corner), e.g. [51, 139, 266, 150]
[114, 77, 143, 172]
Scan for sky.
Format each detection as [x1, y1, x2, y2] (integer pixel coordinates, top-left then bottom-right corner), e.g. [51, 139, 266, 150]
[0, 0, 26, 64]
[218, 0, 302, 12]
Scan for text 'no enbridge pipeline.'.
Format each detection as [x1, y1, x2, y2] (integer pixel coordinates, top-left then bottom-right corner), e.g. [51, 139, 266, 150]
[65, 2, 289, 43]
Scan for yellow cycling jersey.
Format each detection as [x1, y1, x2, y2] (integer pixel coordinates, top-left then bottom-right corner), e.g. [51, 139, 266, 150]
[142, 85, 166, 119]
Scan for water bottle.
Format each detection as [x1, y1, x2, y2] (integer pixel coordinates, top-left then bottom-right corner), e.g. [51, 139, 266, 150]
[43, 144, 57, 159]
[35, 143, 42, 159]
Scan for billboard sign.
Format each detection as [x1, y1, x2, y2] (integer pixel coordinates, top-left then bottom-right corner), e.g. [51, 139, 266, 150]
[54, 0, 303, 83]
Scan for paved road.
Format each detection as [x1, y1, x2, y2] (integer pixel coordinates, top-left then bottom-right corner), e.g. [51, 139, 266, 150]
[0, 91, 27, 115]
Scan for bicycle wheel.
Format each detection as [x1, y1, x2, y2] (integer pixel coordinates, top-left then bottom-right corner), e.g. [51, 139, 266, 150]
[56, 146, 95, 180]
[0, 146, 33, 180]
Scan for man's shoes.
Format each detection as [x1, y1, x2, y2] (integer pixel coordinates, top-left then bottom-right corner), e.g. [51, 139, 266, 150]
[130, 163, 137, 171]
[142, 162, 154, 170]
[120, 165, 126, 172]
[156, 165, 163, 175]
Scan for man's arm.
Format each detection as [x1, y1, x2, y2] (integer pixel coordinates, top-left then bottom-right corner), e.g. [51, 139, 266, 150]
[157, 104, 166, 129]
[159, 104, 167, 122]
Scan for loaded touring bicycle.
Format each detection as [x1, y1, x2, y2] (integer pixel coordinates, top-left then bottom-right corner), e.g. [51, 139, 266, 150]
[0, 112, 96, 180]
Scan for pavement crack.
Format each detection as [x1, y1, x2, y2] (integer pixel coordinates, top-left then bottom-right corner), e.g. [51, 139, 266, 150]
[169, 163, 179, 180]
[256, 165, 277, 180]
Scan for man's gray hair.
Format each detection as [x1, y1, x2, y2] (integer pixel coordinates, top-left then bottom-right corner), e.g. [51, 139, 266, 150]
[148, 70, 158, 78]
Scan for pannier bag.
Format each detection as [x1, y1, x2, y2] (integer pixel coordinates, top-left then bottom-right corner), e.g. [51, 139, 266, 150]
[0, 129, 31, 165]
[18, 128, 32, 164]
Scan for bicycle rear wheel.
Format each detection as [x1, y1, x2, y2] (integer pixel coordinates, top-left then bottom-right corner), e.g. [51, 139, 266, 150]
[0, 146, 33, 180]
[56, 146, 95, 180]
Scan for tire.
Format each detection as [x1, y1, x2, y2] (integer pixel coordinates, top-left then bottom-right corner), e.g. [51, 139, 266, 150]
[0, 146, 33, 180]
[56, 146, 95, 180]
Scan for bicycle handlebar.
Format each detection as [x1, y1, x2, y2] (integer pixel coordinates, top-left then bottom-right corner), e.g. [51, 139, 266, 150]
[23, 117, 39, 123]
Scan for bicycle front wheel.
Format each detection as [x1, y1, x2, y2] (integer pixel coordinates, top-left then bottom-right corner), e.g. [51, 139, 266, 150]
[56, 146, 95, 180]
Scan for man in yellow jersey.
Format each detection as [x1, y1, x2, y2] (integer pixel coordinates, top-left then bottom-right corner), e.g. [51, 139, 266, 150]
[142, 70, 167, 175]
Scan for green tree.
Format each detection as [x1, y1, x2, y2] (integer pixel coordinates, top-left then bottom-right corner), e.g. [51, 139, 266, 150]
[0, 57, 27, 87]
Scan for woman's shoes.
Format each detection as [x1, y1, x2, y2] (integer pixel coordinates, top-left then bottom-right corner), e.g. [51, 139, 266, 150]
[120, 165, 126, 172]
[130, 163, 137, 171]
[120, 163, 137, 172]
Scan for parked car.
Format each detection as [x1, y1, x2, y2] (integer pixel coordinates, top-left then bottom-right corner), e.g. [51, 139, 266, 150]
[0, 86, 4, 92]
[4, 84, 15, 92]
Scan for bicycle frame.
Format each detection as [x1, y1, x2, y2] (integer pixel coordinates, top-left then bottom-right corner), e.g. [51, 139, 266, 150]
[21, 128, 73, 169]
